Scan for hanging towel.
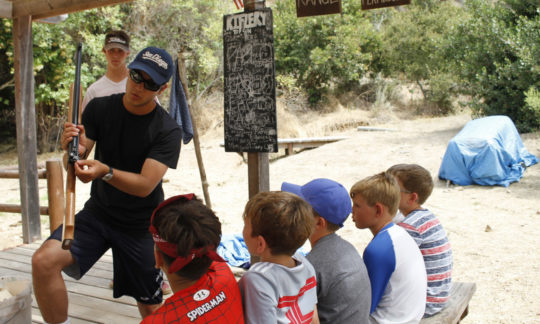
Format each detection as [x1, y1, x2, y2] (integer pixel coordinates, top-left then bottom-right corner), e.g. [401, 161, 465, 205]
[169, 59, 194, 144]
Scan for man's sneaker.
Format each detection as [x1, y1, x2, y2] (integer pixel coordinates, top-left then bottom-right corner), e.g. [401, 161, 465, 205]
[161, 280, 172, 295]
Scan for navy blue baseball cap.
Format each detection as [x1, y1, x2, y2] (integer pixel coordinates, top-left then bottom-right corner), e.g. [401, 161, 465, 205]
[281, 178, 352, 227]
[128, 46, 173, 86]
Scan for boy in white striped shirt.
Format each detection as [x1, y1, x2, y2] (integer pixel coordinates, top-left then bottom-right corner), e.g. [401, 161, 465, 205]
[387, 164, 453, 317]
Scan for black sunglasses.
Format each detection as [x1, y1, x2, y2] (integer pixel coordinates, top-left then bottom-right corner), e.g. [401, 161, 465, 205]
[129, 69, 161, 91]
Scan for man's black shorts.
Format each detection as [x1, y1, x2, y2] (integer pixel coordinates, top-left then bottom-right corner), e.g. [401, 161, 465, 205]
[49, 207, 163, 304]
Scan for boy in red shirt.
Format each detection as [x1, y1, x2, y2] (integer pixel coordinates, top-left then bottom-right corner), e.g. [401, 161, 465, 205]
[141, 194, 244, 324]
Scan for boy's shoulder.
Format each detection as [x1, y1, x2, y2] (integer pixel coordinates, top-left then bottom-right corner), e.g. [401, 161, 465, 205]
[401, 208, 446, 234]
[366, 224, 418, 257]
[243, 253, 314, 281]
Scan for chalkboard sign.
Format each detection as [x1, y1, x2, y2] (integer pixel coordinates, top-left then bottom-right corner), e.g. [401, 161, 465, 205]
[296, 0, 342, 18]
[361, 0, 410, 10]
[223, 8, 278, 153]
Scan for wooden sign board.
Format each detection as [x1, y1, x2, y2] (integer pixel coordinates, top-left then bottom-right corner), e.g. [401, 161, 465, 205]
[296, 0, 342, 18]
[361, 0, 411, 10]
[223, 8, 278, 153]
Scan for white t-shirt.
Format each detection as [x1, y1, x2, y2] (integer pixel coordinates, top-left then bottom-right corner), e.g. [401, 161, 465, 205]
[81, 75, 127, 110]
[238, 253, 318, 324]
[365, 223, 427, 324]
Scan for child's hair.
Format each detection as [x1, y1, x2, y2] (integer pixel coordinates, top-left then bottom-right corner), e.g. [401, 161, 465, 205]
[313, 210, 341, 232]
[243, 191, 314, 256]
[350, 172, 400, 216]
[387, 164, 434, 205]
[151, 194, 221, 281]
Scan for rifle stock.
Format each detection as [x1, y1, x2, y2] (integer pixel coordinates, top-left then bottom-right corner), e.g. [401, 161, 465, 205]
[62, 42, 83, 250]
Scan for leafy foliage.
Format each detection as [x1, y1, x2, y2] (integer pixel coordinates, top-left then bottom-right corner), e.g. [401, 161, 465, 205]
[378, 0, 463, 114]
[274, 0, 381, 105]
[126, 0, 230, 103]
[2, 0, 540, 152]
[447, 0, 540, 132]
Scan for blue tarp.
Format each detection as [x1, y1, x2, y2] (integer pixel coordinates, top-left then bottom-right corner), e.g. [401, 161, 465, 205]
[438, 115, 538, 187]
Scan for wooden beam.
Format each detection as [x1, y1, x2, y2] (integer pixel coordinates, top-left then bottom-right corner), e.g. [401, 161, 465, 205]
[11, 0, 133, 20]
[247, 153, 269, 199]
[13, 15, 41, 243]
[0, 0, 11, 18]
[0, 203, 49, 215]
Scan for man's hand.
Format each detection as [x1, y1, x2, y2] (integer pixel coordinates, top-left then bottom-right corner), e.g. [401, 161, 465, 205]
[61, 122, 87, 156]
[74, 159, 108, 183]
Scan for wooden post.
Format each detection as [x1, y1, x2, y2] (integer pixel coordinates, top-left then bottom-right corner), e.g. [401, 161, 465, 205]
[243, 0, 270, 201]
[245, 0, 269, 266]
[46, 160, 64, 234]
[248, 153, 269, 198]
[13, 15, 41, 243]
[176, 53, 212, 209]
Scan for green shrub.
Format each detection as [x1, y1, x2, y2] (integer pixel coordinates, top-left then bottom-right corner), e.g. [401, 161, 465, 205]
[447, 0, 540, 132]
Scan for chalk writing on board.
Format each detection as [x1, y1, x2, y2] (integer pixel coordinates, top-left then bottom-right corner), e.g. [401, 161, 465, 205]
[223, 8, 278, 153]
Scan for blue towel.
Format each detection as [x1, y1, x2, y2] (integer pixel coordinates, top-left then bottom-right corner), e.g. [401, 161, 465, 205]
[218, 233, 310, 269]
[169, 59, 194, 144]
[218, 234, 251, 269]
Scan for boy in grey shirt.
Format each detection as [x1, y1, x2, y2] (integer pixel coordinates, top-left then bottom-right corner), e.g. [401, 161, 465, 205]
[282, 178, 371, 324]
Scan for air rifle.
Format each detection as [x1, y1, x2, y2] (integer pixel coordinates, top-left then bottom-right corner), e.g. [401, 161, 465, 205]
[63, 42, 82, 250]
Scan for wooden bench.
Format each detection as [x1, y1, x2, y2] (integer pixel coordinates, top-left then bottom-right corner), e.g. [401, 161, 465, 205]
[278, 136, 348, 155]
[420, 282, 477, 324]
[221, 136, 348, 158]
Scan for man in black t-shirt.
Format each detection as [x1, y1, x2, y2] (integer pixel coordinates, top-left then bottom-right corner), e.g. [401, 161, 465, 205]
[32, 47, 181, 324]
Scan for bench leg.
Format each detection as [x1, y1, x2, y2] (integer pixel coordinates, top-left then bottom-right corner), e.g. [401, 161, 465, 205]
[458, 306, 469, 323]
[286, 143, 294, 156]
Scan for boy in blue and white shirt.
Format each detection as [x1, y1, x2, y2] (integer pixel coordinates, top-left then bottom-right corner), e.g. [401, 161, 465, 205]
[350, 172, 426, 324]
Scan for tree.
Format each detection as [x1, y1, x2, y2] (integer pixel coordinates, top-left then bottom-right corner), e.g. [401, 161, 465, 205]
[274, 0, 382, 105]
[447, 0, 540, 132]
[379, 0, 463, 114]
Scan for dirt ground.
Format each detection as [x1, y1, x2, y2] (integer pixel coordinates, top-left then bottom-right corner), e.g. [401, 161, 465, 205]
[1, 110, 539, 323]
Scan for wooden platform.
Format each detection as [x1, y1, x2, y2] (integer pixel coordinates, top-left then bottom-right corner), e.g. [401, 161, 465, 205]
[0, 242, 142, 323]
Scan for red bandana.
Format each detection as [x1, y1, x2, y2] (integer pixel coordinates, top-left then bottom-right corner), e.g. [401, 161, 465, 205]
[149, 194, 225, 273]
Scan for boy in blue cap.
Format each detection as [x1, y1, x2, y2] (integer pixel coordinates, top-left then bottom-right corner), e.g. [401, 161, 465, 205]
[33, 47, 181, 324]
[282, 178, 371, 324]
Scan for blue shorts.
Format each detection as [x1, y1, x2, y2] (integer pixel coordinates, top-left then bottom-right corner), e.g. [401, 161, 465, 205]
[48, 207, 163, 305]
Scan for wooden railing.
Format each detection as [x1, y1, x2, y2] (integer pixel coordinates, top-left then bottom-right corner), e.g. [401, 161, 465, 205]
[0, 159, 65, 235]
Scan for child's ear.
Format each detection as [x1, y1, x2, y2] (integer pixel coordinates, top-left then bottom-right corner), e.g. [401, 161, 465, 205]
[255, 235, 267, 255]
[410, 192, 419, 204]
[374, 202, 385, 218]
[315, 215, 325, 229]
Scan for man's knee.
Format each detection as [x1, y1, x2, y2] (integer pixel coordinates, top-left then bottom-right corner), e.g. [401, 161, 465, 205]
[32, 240, 71, 274]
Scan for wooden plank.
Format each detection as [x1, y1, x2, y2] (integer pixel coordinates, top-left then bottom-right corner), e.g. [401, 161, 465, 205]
[0, 244, 141, 323]
[277, 136, 348, 144]
[420, 282, 476, 324]
[0, 0, 11, 18]
[0, 169, 47, 179]
[13, 14, 41, 243]
[10, 0, 134, 20]
[0, 203, 49, 215]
